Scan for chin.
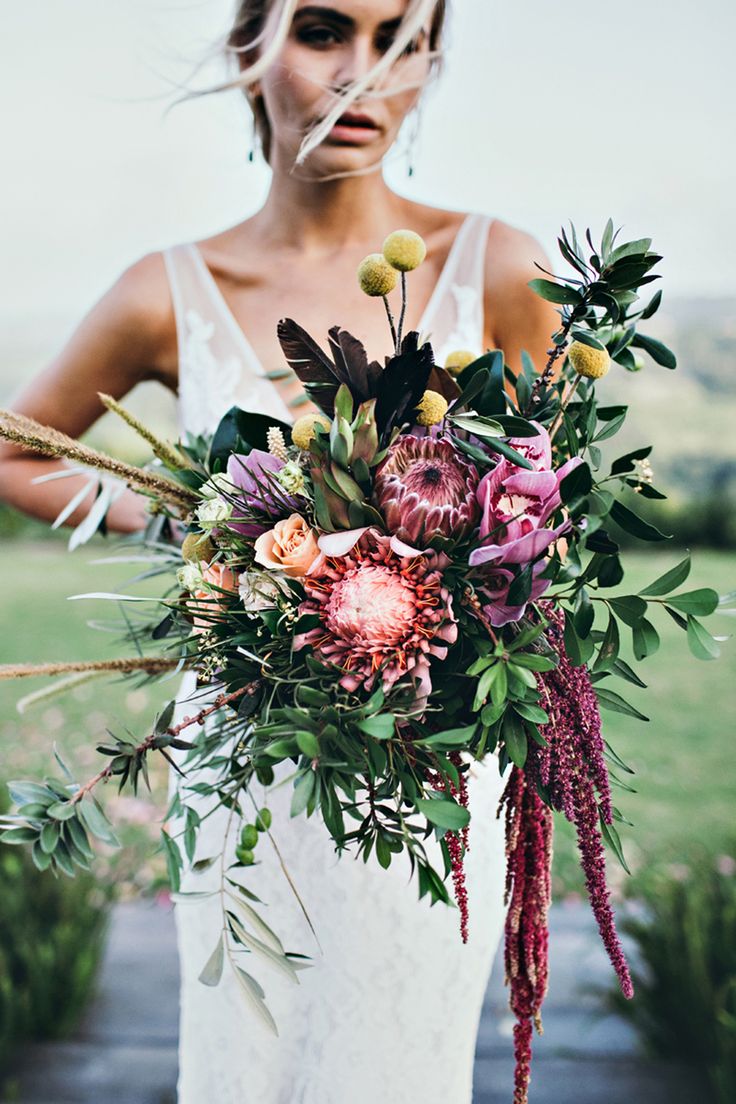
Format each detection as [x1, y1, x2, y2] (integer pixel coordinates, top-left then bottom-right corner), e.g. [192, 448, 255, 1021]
[283, 138, 390, 178]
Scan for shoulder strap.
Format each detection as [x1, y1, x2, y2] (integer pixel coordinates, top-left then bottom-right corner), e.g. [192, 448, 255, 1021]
[421, 213, 493, 367]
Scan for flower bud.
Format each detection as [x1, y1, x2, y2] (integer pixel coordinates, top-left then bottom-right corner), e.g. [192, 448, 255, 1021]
[181, 532, 215, 563]
[382, 229, 427, 272]
[196, 497, 233, 529]
[568, 340, 611, 380]
[444, 349, 477, 377]
[415, 390, 449, 426]
[357, 253, 399, 296]
[292, 412, 331, 450]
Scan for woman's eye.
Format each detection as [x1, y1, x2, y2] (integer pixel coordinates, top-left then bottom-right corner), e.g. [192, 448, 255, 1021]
[296, 24, 342, 48]
[377, 31, 425, 57]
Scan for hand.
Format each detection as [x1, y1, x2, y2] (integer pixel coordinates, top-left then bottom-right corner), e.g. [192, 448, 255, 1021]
[105, 487, 151, 534]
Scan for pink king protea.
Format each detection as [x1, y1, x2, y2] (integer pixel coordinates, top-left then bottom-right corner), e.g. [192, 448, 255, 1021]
[293, 527, 457, 700]
[372, 434, 480, 547]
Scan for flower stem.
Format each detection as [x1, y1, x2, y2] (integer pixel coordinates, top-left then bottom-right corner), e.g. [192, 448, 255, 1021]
[396, 272, 408, 350]
[382, 295, 398, 351]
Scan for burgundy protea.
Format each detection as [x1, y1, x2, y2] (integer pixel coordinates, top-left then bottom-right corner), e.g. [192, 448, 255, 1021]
[372, 434, 480, 547]
[293, 527, 457, 701]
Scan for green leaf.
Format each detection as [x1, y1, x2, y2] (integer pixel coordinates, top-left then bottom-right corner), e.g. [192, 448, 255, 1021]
[595, 687, 649, 722]
[560, 462, 592, 505]
[198, 935, 225, 986]
[162, 830, 182, 893]
[78, 799, 119, 846]
[639, 553, 691, 596]
[416, 723, 478, 748]
[610, 500, 669, 542]
[448, 413, 503, 438]
[415, 797, 470, 831]
[609, 595, 647, 626]
[503, 712, 528, 767]
[528, 278, 582, 305]
[290, 771, 315, 817]
[632, 617, 660, 660]
[667, 588, 720, 617]
[356, 714, 396, 741]
[512, 702, 549, 725]
[509, 653, 556, 672]
[0, 826, 38, 844]
[295, 730, 320, 758]
[687, 616, 721, 661]
[600, 817, 631, 875]
[630, 332, 677, 369]
[593, 612, 620, 673]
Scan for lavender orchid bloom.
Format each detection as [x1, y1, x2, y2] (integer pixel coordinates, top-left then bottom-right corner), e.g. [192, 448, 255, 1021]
[477, 562, 551, 627]
[468, 423, 582, 568]
[226, 450, 304, 536]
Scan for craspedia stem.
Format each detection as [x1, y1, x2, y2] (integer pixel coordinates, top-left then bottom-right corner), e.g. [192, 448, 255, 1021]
[382, 295, 398, 351]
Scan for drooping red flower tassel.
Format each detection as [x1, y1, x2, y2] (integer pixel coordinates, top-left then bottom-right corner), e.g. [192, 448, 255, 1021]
[497, 764, 553, 1104]
[427, 749, 471, 942]
[529, 603, 634, 1001]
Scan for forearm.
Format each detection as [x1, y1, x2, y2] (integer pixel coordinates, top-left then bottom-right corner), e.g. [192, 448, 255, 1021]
[0, 456, 148, 534]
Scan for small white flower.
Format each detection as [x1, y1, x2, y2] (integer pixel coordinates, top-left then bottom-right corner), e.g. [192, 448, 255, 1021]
[177, 562, 203, 591]
[196, 497, 233, 528]
[276, 459, 305, 495]
[238, 569, 287, 612]
[200, 472, 235, 499]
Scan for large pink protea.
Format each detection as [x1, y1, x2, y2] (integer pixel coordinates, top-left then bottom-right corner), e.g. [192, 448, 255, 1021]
[497, 765, 553, 1104]
[372, 434, 480, 546]
[293, 528, 457, 700]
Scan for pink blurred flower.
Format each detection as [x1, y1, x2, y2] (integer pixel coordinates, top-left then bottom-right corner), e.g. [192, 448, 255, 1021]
[293, 527, 456, 702]
[477, 562, 551, 627]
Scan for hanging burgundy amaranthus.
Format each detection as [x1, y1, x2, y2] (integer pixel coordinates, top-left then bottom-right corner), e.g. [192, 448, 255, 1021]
[497, 764, 553, 1104]
[529, 603, 634, 1000]
[426, 749, 471, 942]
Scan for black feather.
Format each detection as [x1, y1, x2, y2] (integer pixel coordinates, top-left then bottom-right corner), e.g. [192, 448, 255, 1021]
[374, 331, 435, 443]
[276, 318, 340, 416]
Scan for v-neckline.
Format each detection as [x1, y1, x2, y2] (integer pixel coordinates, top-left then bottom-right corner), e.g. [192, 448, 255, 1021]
[187, 212, 475, 382]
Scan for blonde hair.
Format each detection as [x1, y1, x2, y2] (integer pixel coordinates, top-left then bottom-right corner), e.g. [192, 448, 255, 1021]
[178, 0, 447, 168]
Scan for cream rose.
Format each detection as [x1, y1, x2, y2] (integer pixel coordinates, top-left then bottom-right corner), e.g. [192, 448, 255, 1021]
[254, 514, 321, 578]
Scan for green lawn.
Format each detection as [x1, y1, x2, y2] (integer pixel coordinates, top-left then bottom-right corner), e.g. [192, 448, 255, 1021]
[0, 541, 733, 899]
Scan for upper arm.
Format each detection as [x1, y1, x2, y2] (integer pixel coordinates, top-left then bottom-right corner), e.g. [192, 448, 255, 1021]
[483, 221, 559, 378]
[1, 250, 176, 453]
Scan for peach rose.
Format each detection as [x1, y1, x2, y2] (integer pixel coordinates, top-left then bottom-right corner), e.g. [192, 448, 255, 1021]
[254, 514, 321, 578]
[190, 561, 238, 633]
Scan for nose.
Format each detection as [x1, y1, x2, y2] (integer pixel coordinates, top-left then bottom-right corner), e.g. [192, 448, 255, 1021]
[330, 35, 380, 92]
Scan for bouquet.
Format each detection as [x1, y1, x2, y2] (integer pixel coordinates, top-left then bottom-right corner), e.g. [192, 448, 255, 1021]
[1, 222, 730, 1103]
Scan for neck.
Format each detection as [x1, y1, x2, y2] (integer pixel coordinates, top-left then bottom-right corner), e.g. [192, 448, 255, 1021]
[253, 156, 409, 254]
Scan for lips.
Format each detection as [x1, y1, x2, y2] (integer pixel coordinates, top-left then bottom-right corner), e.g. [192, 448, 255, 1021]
[335, 111, 379, 129]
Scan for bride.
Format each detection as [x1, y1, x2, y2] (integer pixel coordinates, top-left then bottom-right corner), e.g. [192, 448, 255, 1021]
[0, 1, 558, 1100]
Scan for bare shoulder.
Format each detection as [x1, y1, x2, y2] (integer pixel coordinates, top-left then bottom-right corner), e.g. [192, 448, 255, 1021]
[97, 251, 178, 387]
[481, 217, 559, 370]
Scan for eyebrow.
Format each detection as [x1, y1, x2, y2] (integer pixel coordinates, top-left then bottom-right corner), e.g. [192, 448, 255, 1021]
[293, 6, 404, 33]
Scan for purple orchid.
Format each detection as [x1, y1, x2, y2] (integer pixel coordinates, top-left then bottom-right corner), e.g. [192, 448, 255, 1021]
[468, 423, 581, 568]
[477, 562, 550, 627]
[226, 450, 304, 536]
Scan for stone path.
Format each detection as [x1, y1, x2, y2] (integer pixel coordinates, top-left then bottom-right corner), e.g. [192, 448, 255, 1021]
[3, 898, 705, 1104]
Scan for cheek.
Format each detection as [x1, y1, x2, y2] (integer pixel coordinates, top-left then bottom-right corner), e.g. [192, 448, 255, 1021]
[261, 54, 331, 127]
[382, 59, 431, 125]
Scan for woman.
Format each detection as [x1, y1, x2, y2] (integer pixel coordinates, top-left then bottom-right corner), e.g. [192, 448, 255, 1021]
[0, 1, 558, 1100]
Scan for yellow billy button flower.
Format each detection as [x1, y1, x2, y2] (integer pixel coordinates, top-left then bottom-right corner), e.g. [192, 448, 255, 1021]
[415, 390, 449, 426]
[568, 340, 611, 380]
[291, 411, 331, 450]
[382, 229, 427, 272]
[444, 349, 477, 378]
[357, 253, 398, 297]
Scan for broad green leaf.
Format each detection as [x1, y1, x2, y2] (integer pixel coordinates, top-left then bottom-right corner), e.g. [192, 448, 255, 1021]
[639, 554, 691, 597]
[610, 500, 669, 542]
[295, 730, 320, 758]
[356, 714, 396, 741]
[600, 817, 631, 875]
[632, 617, 660, 660]
[290, 771, 315, 818]
[0, 826, 38, 844]
[667, 588, 719, 617]
[593, 612, 620, 673]
[609, 595, 647, 626]
[416, 723, 478, 748]
[415, 797, 470, 831]
[631, 332, 677, 369]
[528, 278, 582, 305]
[687, 616, 721, 661]
[78, 799, 119, 846]
[503, 712, 528, 768]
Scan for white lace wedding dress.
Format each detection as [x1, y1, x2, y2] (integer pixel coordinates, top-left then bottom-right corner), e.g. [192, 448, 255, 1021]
[161, 211, 509, 1104]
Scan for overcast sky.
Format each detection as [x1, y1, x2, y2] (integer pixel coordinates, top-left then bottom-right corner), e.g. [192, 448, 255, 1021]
[2, 0, 735, 339]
